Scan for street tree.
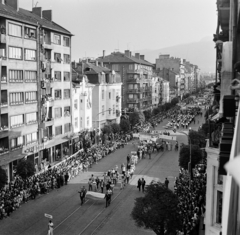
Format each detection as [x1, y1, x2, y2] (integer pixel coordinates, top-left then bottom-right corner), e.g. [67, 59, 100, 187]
[16, 159, 35, 179]
[129, 112, 140, 127]
[189, 130, 206, 148]
[131, 181, 181, 235]
[111, 123, 121, 134]
[101, 125, 112, 134]
[0, 166, 8, 189]
[170, 97, 179, 106]
[120, 119, 130, 132]
[179, 144, 203, 170]
[143, 110, 152, 121]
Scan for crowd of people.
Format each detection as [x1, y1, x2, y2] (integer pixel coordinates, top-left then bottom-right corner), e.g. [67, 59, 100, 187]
[174, 168, 206, 235]
[0, 133, 133, 220]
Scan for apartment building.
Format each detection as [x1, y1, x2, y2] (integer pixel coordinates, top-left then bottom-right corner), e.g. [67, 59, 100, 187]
[72, 74, 94, 133]
[151, 76, 160, 107]
[72, 60, 122, 129]
[97, 50, 154, 111]
[0, 1, 72, 180]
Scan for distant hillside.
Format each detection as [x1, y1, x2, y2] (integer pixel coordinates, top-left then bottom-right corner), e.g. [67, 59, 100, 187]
[135, 38, 215, 73]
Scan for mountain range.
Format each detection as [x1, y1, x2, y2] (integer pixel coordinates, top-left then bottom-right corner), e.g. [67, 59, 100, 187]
[134, 37, 215, 73]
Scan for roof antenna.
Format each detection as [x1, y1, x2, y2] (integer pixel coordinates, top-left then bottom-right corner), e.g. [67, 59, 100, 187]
[35, 1, 38, 7]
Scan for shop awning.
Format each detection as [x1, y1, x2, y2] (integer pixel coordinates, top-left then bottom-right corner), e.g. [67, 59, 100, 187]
[44, 137, 69, 149]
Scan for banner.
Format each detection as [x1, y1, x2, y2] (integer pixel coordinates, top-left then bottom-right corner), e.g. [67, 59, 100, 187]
[158, 135, 176, 141]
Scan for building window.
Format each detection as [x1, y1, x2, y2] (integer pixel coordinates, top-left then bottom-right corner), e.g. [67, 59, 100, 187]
[24, 27, 36, 39]
[9, 47, 22, 59]
[54, 71, 61, 82]
[9, 70, 23, 82]
[10, 136, 23, 150]
[9, 23, 22, 37]
[10, 92, 24, 105]
[63, 37, 70, 47]
[102, 105, 104, 115]
[26, 112, 37, 125]
[216, 191, 222, 224]
[74, 99, 78, 110]
[26, 132, 37, 145]
[25, 49, 36, 61]
[55, 107, 62, 119]
[25, 71, 37, 82]
[55, 125, 62, 136]
[102, 90, 104, 100]
[112, 64, 119, 71]
[54, 53, 62, 63]
[109, 109, 111, 115]
[25, 91, 37, 103]
[53, 33, 61, 45]
[54, 90, 62, 100]
[87, 117, 89, 126]
[80, 99, 83, 110]
[64, 106, 71, 117]
[10, 114, 24, 128]
[64, 72, 70, 81]
[109, 92, 111, 99]
[64, 123, 71, 133]
[64, 89, 70, 99]
[113, 105, 115, 114]
[75, 117, 78, 128]
[80, 117, 82, 128]
[63, 54, 70, 64]
[129, 64, 134, 70]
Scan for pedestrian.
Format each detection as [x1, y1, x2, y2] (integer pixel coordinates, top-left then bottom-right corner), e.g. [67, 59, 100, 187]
[126, 171, 130, 184]
[141, 178, 146, 192]
[48, 220, 54, 235]
[96, 177, 100, 190]
[100, 179, 104, 193]
[88, 178, 92, 191]
[64, 172, 69, 185]
[165, 178, 169, 189]
[78, 186, 87, 205]
[104, 189, 112, 208]
[137, 178, 142, 192]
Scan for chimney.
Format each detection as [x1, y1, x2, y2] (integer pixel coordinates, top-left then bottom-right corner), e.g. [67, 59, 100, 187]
[140, 55, 145, 60]
[100, 62, 103, 67]
[135, 53, 140, 59]
[125, 50, 130, 57]
[42, 10, 52, 21]
[95, 60, 98, 66]
[32, 7, 42, 18]
[5, 0, 19, 11]
[103, 50, 105, 58]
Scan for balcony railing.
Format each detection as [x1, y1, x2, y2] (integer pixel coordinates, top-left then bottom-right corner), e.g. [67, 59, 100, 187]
[1, 76, 7, 83]
[127, 88, 143, 93]
[127, 78, 140, 83]
[0, 147, 9, 156]
[0, 125, 8, 132]
[127, 98, 139, 103]
[0, 102, 8, 107]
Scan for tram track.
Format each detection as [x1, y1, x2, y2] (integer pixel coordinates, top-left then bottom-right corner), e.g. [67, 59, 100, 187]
[51, 150, 165, 235]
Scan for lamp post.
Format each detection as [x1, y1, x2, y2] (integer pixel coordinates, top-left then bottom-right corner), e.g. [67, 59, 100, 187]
[179, 127, 192, 185]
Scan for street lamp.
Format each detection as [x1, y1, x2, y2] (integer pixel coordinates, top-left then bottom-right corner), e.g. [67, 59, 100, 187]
[178, 127, 192, 184]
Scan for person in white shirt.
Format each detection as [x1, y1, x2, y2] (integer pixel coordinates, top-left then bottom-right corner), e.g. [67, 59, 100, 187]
[48, 220, 54, 235]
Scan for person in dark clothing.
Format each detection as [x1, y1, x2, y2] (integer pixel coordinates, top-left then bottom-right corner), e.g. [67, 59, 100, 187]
[64, 172, 69, 185]
[137, 178, 142, 192]
[141, 178, 146, 192]
[104, 189, 112, 208]
[165, 178, 169, 189]
[78, 186, 87, 205]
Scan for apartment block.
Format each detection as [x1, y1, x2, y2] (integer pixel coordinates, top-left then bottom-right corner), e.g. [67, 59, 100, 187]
[97, 50, 154, 111]
[0, 1, 72, 180]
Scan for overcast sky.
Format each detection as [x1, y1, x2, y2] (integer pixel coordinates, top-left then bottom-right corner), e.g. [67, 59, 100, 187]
[20, 0, 217, 60]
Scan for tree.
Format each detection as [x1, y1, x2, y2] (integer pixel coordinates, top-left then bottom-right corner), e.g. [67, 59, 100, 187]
[120, 119, 130, 132]
[138, 111, 145, 123]
[16, 159, 35, 179]
[152, 107, 161, 116]
[129, 112, 140, 127]
[179, 144, 203, 170]
[101, 125, 112, 134]
[0, 166, 8, 189]
[189, 130, 206, 148]
[170, 97, 179, 106]
[143, 110, 152, 121]
[131, 182, 181, 235]
[111, 123, 121, 134]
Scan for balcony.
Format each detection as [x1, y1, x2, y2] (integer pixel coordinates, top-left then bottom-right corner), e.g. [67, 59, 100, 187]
[0, 114, 8, 132]
[127, 78, 140, 83]
[42, 117, 54, 129]
[127, 69, 142, 74]
[0, 137, 9, 156]
[127, 88, 143, 93]
[127, 98, 139, 103]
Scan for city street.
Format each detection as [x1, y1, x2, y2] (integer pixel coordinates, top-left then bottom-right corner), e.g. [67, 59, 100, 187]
[1, 111, 205, 235]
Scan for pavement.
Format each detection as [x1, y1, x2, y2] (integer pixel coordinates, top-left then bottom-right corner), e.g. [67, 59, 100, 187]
[0, 110, 206, 235]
